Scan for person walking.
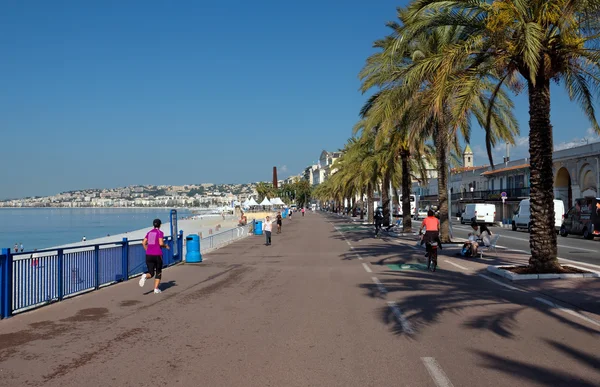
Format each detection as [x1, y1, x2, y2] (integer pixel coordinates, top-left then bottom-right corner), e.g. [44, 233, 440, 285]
[301, 207, 305, 217]
[276, 212, 282, 234]
[263, 216, 273, 245]
[13, 243, 18, 253]
[139, 218, 169, 294]
[19, 243, 23, 252]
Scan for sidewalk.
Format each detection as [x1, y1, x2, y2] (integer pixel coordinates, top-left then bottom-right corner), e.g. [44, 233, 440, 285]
[1, 211, 599, 387]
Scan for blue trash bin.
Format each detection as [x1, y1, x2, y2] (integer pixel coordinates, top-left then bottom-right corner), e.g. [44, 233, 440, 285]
[185, 234, 202, 263]
[255, 220, 263, 235]
[282, 210, 287, 219]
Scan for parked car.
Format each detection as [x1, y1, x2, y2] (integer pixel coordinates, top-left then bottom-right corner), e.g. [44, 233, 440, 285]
[461, 203, 496, 224]
[512, 198, 565, 233]
[560, 197, 600, 239]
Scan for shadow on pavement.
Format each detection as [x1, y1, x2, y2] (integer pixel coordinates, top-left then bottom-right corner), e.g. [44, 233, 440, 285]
[545, 339, 600, 371]
[473, 349, 599, 387]
[358, 267, 600, 339]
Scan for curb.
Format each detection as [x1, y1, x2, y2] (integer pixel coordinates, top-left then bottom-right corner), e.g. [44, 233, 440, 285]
[487, 265, 600, 281]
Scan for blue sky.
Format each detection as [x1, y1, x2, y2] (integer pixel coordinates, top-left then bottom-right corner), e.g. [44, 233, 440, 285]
[0, 0, 597, 199]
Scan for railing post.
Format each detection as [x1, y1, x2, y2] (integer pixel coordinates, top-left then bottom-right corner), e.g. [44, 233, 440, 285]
[94, 245, 100, 290]
[178, 230, 184, 261]
[57, 249, 64, 301]
[122, 238, 129, 281]
[1, 248, 13, 319]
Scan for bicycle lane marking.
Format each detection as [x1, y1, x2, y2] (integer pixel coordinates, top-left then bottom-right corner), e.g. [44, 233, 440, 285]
[331, 223, 363, 261]
[362, 263, 373, 273]
[372, 277, 387, 294]
[421, 357, 455, 387]
[387, 301, 414, 334]
[443, 260, 469, 271]
[334, 222, 415, 334]
[534, 297, 600, 328]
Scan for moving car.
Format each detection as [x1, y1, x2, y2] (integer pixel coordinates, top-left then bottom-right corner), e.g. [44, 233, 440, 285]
[512, 198, 565, 232]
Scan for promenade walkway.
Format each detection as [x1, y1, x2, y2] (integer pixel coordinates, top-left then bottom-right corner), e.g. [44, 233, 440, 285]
[1, 212, 599, 386]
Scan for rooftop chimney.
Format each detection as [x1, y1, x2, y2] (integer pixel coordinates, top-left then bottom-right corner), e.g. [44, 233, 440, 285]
[273, 167, 278, 189]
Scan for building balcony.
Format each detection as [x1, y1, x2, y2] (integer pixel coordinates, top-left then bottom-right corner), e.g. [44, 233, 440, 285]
[450, 187, 530, 201]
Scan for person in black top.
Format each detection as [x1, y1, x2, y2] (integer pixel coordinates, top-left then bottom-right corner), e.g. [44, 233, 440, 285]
[374, 207, 384, 237]
[276, 212, 283, 234]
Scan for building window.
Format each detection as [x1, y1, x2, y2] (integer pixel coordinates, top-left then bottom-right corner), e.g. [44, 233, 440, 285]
[468, 157, 471, 162]
[491, 180, 495, 191]
[499, 178, 503, 189]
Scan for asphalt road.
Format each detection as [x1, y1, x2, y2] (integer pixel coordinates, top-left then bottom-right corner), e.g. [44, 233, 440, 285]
[0, 212, 598, 386]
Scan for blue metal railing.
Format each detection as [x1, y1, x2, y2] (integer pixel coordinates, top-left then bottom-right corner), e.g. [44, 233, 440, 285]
[198, 223, 252, 254]
[0, 230, 184, 319]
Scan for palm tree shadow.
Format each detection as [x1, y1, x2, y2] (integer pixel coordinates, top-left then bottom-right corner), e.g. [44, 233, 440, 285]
[359, 267, 600, 338]
[473, 349, 599, 387]
[544, 339, 600, 371]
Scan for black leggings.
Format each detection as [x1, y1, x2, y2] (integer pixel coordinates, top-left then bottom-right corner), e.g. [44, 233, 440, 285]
[146, 255, 163, 280]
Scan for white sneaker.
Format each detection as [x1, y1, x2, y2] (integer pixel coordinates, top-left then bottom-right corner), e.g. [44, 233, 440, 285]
[154, 288, 162, 294]
[139, 274, 147, 287]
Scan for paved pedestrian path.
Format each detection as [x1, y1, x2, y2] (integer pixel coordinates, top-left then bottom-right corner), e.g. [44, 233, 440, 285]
[1, 212, 599, 386]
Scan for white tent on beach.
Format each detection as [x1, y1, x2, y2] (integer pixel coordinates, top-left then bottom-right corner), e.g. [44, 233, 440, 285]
[271, 197, 285, 205]
[259, 197, 273, 206]
[247, 197, 260, 207]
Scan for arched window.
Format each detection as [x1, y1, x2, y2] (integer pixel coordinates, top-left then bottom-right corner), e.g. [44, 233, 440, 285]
[468, 157, 471, 163]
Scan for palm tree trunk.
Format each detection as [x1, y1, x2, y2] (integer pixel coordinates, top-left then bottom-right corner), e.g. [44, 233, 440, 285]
[434, 124, 451, 243]
[391, 185, 399, 225]
[528, 78, 560, 271]
[382, 171, 391, 227]
[359, 188, 365, 220]
[367, 183, 374, 223]
[401, 151, 413, 232]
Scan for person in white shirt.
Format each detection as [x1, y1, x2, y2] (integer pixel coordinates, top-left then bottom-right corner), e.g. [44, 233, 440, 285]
[263, 216, 273, 246]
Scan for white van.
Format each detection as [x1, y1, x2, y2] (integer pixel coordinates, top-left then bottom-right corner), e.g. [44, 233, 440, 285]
[512, 199, 565, 232]
[461, 203, 496, 224]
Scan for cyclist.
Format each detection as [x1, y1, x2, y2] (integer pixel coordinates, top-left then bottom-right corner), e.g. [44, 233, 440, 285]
[419, 210, 442, 256]
[374, 207, 384, 237]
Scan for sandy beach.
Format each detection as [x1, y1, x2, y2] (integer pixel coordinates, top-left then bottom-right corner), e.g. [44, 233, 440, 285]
[50, 210, 279, 249]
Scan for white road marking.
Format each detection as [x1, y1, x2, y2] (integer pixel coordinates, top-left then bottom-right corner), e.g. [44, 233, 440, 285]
[558, 257, 600, 271]
[372, 277, 387, 294]
[346, 240, 352, 246]
[534, 297, 600, 327]
[355, 253, 363, 260]
[479, 233, 598, 253]
[444, 260, 469, 271]
[362, 263, 372, 273]
[478, 274, 523, 291]
[387, 301, 414, 334]
[421, 357, 455, 387]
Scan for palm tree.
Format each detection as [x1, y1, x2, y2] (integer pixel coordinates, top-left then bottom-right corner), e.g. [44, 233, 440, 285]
[401, 0, 600, 271]
[383, 11, 518, 241]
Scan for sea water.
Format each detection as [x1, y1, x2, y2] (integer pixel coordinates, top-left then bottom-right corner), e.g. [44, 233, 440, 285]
[0, 208, 196, 251]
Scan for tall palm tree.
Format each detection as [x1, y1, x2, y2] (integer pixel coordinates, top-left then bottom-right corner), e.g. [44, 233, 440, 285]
[401, 0, 600, 271]
[385, 11, 519, 241]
